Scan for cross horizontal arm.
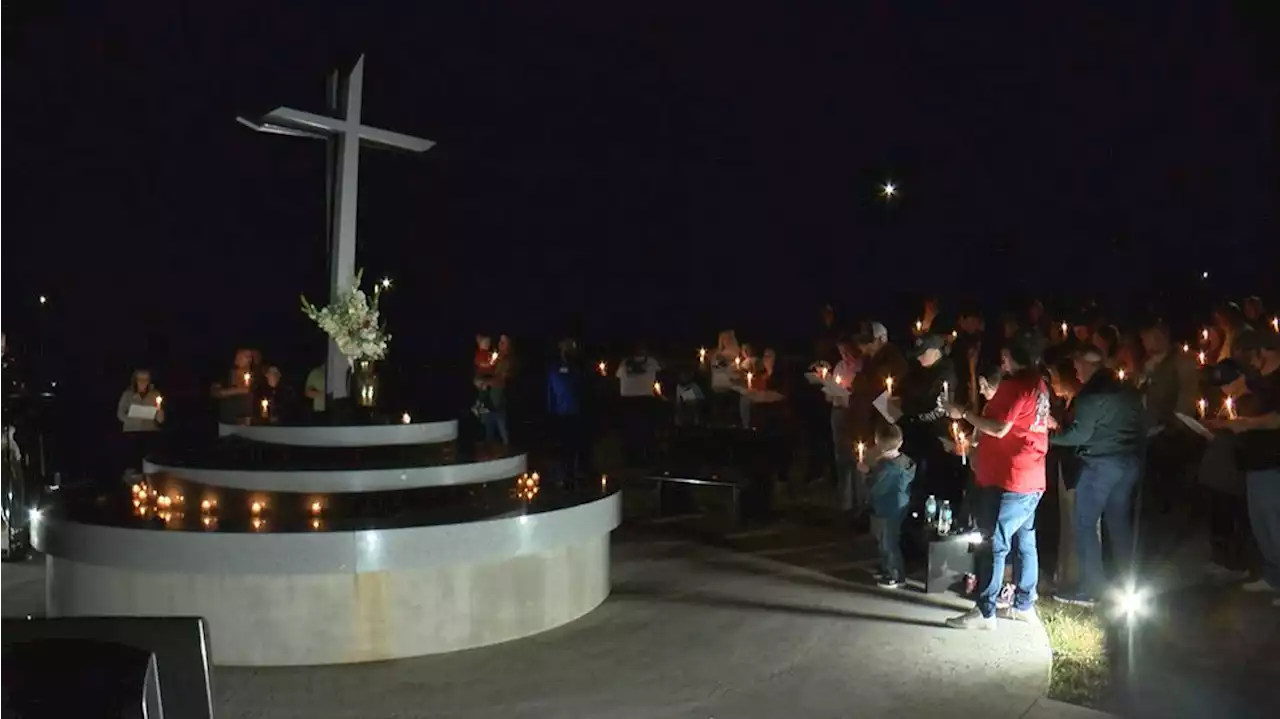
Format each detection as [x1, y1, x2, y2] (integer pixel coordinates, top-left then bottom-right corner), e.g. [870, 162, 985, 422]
[262, 106, 348, 134]
[358, 125, 436, 153]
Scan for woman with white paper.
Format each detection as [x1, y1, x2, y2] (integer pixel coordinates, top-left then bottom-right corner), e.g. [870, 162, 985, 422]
[117, 369, 165, 481]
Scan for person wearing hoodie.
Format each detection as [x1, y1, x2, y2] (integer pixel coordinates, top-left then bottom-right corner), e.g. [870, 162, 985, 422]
[898, 333, 960, 507]
[1051, 346, 1147, 606]
[859, 423, 917, 589]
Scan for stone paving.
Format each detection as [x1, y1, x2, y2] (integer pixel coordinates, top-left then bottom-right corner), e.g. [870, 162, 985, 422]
[4, 528, 1055, 719]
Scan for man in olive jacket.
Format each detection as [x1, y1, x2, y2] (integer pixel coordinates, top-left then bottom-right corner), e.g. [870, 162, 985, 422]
[1051, 347, 1147, 605]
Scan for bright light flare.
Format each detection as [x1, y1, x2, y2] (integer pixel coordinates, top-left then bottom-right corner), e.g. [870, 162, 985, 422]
[1112, 584, 1150, 621]
[880, 181, 897, 199]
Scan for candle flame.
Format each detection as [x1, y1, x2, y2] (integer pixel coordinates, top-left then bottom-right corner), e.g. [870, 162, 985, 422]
[155, 395, 163, 407]
[401, 412, 411, 424]
[653, 381, 662, 395]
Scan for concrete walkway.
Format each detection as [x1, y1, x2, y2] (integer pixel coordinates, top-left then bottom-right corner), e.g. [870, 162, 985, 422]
[4, 535, 1053, 719]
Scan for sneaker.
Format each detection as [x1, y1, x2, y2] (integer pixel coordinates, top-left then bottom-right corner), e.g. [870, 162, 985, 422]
[877, 577, 904, 589]
[1054, 591, 1098, 607]
[1204, 562, 1249, 582]
[1001, 606, 1043, 626]
[945, 608, 996, 630]
[1241, 579, 1279, 593]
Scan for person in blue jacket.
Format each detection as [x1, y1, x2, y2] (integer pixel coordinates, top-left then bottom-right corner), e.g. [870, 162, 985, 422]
[547, 338, 590, 481]
[859, 422, 918, 589]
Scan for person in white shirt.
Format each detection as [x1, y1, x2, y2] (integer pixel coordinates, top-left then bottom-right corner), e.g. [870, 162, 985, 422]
[616, 345, 662, 464]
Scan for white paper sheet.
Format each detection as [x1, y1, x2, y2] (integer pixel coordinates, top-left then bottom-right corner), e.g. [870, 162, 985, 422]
[127, 404, 158, 420]
[804, 372, 825, 385]
[1175, 412, 1215, 441]
[873, 391, 902, 423]
[821, 383, 850, 398]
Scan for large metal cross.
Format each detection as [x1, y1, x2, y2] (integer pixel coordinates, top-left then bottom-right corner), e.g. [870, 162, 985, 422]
[238, 55, 434, 401]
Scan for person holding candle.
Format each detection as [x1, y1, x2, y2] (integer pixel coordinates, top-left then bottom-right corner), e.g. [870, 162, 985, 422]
[211, 349, 256, 425]
[1139, 319, 1203, 514]
[827, 339, 863, 506]
[1048, 347, 1147, 607]
[945, 331, 1050, 630]
[116, 368, 165, 481]
[857, 423, 917, 589]
[1207, 333, 1280, 597]
[616, 344, 662, 465]
[899, 334, 961, 510]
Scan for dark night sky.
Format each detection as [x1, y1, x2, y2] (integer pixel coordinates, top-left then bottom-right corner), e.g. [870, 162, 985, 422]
[4, 1, 1277, 374]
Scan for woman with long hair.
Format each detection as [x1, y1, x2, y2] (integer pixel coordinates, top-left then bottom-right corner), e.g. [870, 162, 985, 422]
[117, 369, 165, 481]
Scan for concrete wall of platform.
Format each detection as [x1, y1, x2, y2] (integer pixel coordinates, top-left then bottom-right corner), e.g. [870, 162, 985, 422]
[46, 535, 611, 666]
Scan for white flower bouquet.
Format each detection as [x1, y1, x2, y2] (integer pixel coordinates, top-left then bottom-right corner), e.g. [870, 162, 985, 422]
[301, 270, 391, 365]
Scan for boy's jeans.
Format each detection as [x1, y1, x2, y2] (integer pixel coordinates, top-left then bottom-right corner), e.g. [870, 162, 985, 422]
[1074, 453, 1141, 598]
[1246, 467, 1280, 589]
[974, 486, 1043, 618]
[876, 508, 907, 581]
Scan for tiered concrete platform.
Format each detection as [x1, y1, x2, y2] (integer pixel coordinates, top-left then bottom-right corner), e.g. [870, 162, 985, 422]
[32, 419, 621, 666]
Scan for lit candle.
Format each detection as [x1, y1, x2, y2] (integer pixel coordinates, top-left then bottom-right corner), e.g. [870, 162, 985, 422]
[1197, 398, 1207, 419]
[252, 517, 264, 530]
[942, 380, 950, 402]
[1272, 317, 1279, 333]
[1060, 322, 1069, 337]
[950, 421, 960, 440]
[958, 433, 969, 465]
[734, 357, 742, 370]
[819, 366, 829, 380]
[260, 398, 270, 418]
[597, 361, 607, 376]
[915, 320, 923, 333]
[1201, 328, 1210, 342]
[653, 381, 662, 396]
[1224, 397, 1237, 420]
[155, 395, 163, 408]
[250, 501, 263, 515]
[1197, 350, 1206, 366]
[834, 373, 842, 386]
[401, 412, 411, 424]
[951, 330, 958, 340]
[311, 518, 321, 530]
[601, 474, 608, 490]
[1116, 368, 1126, 382]
[243, 372, 252, 387]
[490, 351, 499, 364]
[310, 501, 322, 515]
[202, 516, 213, 527]
[856, 442, 866, 463]
[698, 347, 707, 363]
[885, 376, 894, 396]
[200, 499, 212, 511]
[745, 371, 754, 389]
[1182, 343, 1190, 353]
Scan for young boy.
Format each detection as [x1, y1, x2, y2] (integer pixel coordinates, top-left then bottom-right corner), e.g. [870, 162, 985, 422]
[859, 423, 917, 589]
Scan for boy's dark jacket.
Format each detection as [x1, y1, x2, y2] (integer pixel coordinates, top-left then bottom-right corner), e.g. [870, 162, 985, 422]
[869, 454, 916, 518]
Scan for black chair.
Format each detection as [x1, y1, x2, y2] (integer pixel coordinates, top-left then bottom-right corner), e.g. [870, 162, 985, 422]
[2, 616, 213, 719]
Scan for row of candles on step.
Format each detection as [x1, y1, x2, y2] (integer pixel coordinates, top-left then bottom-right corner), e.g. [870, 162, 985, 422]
[131, 481, 326, 530]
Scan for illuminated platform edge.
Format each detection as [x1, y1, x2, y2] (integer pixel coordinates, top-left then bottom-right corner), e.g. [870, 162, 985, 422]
[33, 493, 621, 666]
[217, 420, 458, 447]
[141, 453, 527, 492]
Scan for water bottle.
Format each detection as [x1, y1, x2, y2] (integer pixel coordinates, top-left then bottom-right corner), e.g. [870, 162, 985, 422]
[940, 500, 953, 535]
[925, 495, 938, 526]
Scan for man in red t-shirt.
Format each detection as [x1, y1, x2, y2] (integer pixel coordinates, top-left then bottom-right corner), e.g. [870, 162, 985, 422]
[945, 331, 1050, 630]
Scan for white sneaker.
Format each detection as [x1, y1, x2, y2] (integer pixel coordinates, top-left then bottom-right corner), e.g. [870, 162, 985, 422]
[1000, 606, 1043, 626]
[1204, 562, 1249, 582]
[946, 608, 995, 630]
[1241, 579, 1279, 593]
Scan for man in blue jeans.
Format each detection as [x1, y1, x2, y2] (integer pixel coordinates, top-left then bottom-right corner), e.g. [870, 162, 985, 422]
[1051, 348, 1146, 606]
[946, 332, 1051, 629]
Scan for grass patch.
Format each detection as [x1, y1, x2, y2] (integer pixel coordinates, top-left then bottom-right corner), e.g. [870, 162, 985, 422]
[1039, 600, 1110, 707]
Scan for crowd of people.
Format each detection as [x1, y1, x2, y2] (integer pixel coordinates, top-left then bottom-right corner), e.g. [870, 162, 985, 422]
[584, 296, 1279, 625]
